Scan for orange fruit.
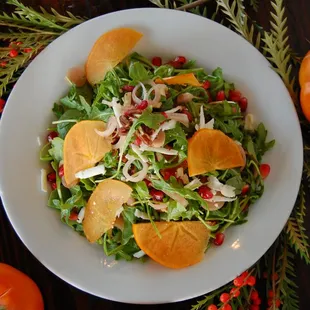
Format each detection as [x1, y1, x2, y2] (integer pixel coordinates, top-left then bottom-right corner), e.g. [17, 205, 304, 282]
[188, 129, 245, 177]
[86, 28, 143, 85]
[132, 221, 210, 269]
[300, 82, 310, 121]
[83, 180, 132, 243]
[63, 120, 111, 188]
[299, 51, 310, 86]
[155, 73, 201, 87]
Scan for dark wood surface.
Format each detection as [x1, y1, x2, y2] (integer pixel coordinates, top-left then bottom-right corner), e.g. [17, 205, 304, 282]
[1, 0, 310, 309]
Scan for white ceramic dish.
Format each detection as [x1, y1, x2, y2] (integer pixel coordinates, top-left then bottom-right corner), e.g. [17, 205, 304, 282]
[0, 8, 303, 304]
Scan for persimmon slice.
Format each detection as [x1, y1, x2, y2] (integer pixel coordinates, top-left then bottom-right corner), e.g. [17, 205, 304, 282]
[132, 221, 210, 269]
[155, 73, 201, 86]
[188, 129, 244, 177]
[83, 180, 132, 243]
[63, 120, 111, 188]
[86, 28, 143, 85]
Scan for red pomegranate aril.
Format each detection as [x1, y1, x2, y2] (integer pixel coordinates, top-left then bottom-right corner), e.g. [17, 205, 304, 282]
[198, 185, 213, 199]
[220, 293, 230, 303]
[9, 49, 18, 58]
[230, 287, 240, 298]
[214, 232, 225, 246]
[169, 60, 182, 68]
[246, 276, 256, 286]
[250, 290, 259, 300]
[161, 168, 175, 181]
[175, 56, 187, 64]
[208, 305, 218, 310]
[239, 97, 248, 112]
[122, 85, 135, 92]
[202, 80, 211, 90]
[260, 163, 270, 179]
[47, 172, 56, 183]
[150, 189, 165, 201]
[222, 304, 232, 310]
[241, 184, 250, 195]
[152, 56, 162, 66]
[144, 179, 152, 188]
[51, 182, 57, 190]
[69, 211, 79, 221]
[136, 100, 148, 110]
[47, 131, 58, 142]
[229, 90, 242, 102]
[58, 165, 64, 178]
[134, 136, 142, 146]
[182, 109, 193, 122]
[216, 90, 225, 101]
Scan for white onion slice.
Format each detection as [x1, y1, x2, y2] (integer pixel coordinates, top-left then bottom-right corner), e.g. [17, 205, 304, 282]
[132, 82, 147, 104]
[75, 165, 106, 179]
[134, 209, 150, 220]
[149, 202, 169, 210]
[113, 136, 126, 150]
[133, 250, 145, 258]
[147, 85, 162, 108]
[165, 106, 182, 114]
[123, 155, 148, 183]
[95, 116, 117, 137]
[168, 113, 189, 127]
[163, 191, 188, 207]
[140, 144, 178, 156]
[77, 207, 85, 223]
[151, 120, 176, 140]
[40, 169, 48, 192]
[131, 144, 148, 163]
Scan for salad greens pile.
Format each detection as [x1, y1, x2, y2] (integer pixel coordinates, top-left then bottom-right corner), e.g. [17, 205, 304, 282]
[40, 52, 275, 261]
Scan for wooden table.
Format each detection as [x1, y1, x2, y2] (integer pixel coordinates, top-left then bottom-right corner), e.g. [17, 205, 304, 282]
[1, 0, 310, 309]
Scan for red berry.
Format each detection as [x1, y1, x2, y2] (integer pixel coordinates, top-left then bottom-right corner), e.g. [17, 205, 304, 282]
[222, 304, 232, 310]
[268, 290, 274, 298]
[220, 293, 230, 303]
[275, 299, 281, 307]
[249, 306, 260, 310]
[202, 80, 211, 90]
[150, 189, 165, 201]
[229, 90, 242, 102]
[9, 49, 18, 58]
[23, 48, 32, 53]
[267, 298, 273, 306]
[47, 131, 58, 142]
[58, 165, 64, 178]
[230, 287, 240, 298]
[241, 184, 250, 195]
[216, 90, 225, 101]
[0, 98, 5, 112]
[182, 109, 193, 122]
[47, 172, 56, 183]
[208, 305, 217, 310]
[263, 271, 268, 279]
[198, 185, 213, 199]
[260, 164, 270, 179]
[136, 100, 148, 110]
[246, 276, 256, 286]
[214, 232, 225, 246]
[250, 290, 259, 300]
[51, 182, 57, 190]
[0, 61, 7, 68]
[144, 179, 152, 188]
[233, 276, 244, 287]
[69, 211, 79, 221]
[253, 298, 261, 305]
[240, 271, 249, 279]
[122, 85, 135, 92]
[168, 60, 182, 68]
[271, 273, 279, 281]
[152, 56, 162, 66]
[239, 97, 248, 112]
[175, 56, 187, 64]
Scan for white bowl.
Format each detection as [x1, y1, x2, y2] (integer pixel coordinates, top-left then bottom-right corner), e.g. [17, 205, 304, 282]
[0, 8, 303, 304]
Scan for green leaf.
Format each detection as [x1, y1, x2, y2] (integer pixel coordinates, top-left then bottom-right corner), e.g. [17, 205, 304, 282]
[79, 95, 91, 116]
[154, 65, 175, 78]
[48, 137, 64, 162]
[165, 123, 188, 151]
[80, 178, 96, 191]
[226, 175, 245, 195]
[90, 106, 114, 122]
[166, 200, 199, 221]
[48, 190, 61, 209]
[122, 207, 136, 245]
[52, 102, 64, 118]
[133, 181, 150, 200]
[57, 109, 84, 138]
[129, 61, 151, 81]
[62, 185, 85, 209]
[40, 142, 52, 161]
[103, 151, 119, 168]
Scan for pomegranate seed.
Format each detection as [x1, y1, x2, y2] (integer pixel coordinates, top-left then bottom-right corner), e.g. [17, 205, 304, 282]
[208, 305, 218, 310]
[220, 293, 230, 303]
[136, 100, 148, 110]
[174, 56, 186, 64]
[214, 232, 225, 246]
[249, 306, 260, 310]
[122, 85, 135, 92]
[152, 56, 162, 66]
[202, 80, 211, 89]
[69, 211, 79, 221]
[51, 182, 57, 190]
[198, 185, 213, 199]
[0, 98, 5, 112]
[168, 60, 182, 68]
[216, 90, 225, 101]
[222, 304, 232, 310]
[58, 165, 64, 178]
[233, 276, 244, 287]
[144, 179, 152, 188]
[239, 97, 248, 112]
[182, 109, 193, 122]
[161, 112, 168, 118]
[0, 61, 7, 68]
[9, 49, 18, 58]
[47, 131, 58, 142]
[250, 290, 259, 300]
[150, 189, 165, 201]
[134, 136, 142, 146]
[230, 287, 240, 298]
[253, 298, 261, 305]
[47, 172, 56, 183]
[260, 164, 270, 179]
[268, 290, 274, 298]
[246, 276, 256, 286]
[229, 90, 242, 102]
[241, 184, 250, 195]
[161, 169, 175, 181]
[23, 48, 32, 53]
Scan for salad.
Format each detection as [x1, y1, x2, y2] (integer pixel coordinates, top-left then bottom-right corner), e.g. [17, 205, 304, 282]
[40, 28, 275, 269]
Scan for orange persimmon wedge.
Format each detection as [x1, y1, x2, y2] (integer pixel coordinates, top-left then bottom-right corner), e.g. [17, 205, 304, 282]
[86, 28, 143, 85]
[300, 82, 310, 121]
[299, 51, 310, 86]
[132, 221, 210, 269]
[83, 180, 132, 243]
[188, 129, 245, 177]
[155, 73, 202, 86]
[64, 120, 111, 188]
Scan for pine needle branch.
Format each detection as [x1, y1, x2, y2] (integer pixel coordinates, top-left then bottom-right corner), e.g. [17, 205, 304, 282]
[249, 0, 259, 12]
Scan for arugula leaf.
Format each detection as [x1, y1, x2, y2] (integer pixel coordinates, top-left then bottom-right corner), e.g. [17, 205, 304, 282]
[103, 151, 119, 168]
[208, 67, 225, 97]
[62, 185, 85, 209]
[52, 103, 64, 118]
[132, 181, 150, 200]
[79, 95, 91, 116]
[129, 61, 151, 82]
[80, 178, 96, 191]
[215, 118, 243, 141]
[226, 175, 245, 195]
[165, 123, 188, 151]
[254, 123, 275, 160]
[48, 190, 61, 209]
[48, 137, 64, 162]
[57, 109, 84, 138]
[166, 201, 199, 221]
[154, 65, 175, 78]
[40, 142, 52, 161]
[89, 106, 113, 122]
[128, 52, 153, 68]
[244, 135, 257, 161]
[122, 207, 136, 245]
